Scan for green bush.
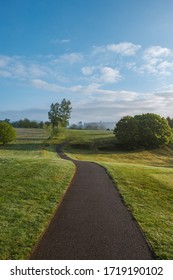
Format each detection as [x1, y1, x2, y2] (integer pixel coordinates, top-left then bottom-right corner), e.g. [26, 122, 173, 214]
[114, 113, 172, 149]
[0, 122, 16, 145]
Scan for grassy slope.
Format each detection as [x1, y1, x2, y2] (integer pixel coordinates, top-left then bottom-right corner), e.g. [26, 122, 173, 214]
[64, 129, 173, 259]
[0, 128, 75, 259]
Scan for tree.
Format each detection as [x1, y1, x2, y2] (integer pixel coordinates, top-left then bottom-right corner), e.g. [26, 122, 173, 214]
[113, 116, 139, 148]
[59, 98, 72, 127]
[114, 113, 172, 149]
[0, 118, 10, 124]
[135, 113, 172, 147]
[0, 122, 16, 145]
[167, 117, 173, 128]
[48, 99, 72, 128]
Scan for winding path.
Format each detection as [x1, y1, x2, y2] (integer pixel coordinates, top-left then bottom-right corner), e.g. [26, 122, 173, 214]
[30, 147, 154, 260]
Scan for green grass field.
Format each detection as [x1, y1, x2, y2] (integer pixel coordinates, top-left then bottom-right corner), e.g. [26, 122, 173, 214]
[1, 128, 173, 259]
[62, 129, 173, 259]
[0, 128, 75, 259]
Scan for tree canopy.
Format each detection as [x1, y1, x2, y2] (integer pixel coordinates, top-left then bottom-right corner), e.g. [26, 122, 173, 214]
[0, 122, 16, 145]
[48, 99, 72, 128]
[114, 113, 172, 149]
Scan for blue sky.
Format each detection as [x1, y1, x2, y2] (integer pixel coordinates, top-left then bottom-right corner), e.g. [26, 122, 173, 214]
[1, 0, 173, 123]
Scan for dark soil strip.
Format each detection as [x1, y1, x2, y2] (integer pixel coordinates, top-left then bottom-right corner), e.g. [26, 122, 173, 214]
[30, 148, 155, 260]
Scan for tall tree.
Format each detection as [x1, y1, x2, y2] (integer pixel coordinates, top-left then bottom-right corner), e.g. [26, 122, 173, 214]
[59, 98, 72, 127]
[48, 99, 72, 128]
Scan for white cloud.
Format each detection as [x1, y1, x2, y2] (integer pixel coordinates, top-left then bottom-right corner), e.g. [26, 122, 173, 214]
[69, 84, 83, 92]
[140, 45, 173, 76]
[13, 63, 27, 79]
[31, 79, 65, 92]
[28, 64, 47, 77]
[92, 45, 106, 55]
[0, 55, 50, 81]
[143, 46, 172, 59]
[99, 67, 121, 83]
[81, 65, 121, 84]
[81, 66, 95, 76]
[0, 55, 12, 67]
[31, 79, 92, 96]
[92, 42, 141, 56]
[157, 60, 173, 75]
[141, 59, 173, 76]
[59, 52, 83, 64]
[106, 42, 141, 56]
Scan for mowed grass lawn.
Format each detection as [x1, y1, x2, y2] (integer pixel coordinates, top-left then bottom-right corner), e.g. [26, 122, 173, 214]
[64, 129, 173, 259]
[0, 128, 75, 259]
[1, 128, 173, 259]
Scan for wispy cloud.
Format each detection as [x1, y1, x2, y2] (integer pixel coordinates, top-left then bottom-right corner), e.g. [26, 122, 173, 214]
[0, 56, 49, 80]
[140, 46, 173, 76]
[60, 39, 70, 44]
[99, 67, 121, 83]
[28, 64, 47, 78]
[81, 65, 121, 84]
[58, 52, 83, 64]
[143, 46, 172, 59]
[92, 42, 141, 56]
[0, 69, 11, 78]
[81, 66, 95, 76]
[31, 79, 65, 93]
[0, 55, 12, 67]
[52, 38, 71, 44]
[106, 42, 141, 56]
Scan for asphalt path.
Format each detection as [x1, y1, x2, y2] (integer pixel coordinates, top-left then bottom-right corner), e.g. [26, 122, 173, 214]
[30, 148, 155, 260]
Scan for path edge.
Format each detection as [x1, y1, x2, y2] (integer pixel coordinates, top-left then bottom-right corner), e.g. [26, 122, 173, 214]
[95, 161, 157, 260]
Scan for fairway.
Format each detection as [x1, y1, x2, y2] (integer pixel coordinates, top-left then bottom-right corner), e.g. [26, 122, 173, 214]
[0, 128, 75, 259]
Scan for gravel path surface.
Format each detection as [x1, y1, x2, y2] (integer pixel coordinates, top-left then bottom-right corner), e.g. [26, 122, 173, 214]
[30, 148, 154, 260]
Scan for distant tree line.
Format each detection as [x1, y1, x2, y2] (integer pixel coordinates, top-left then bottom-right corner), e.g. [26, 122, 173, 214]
[0, 118, 45, 128]
[11, 119, 44, 128]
